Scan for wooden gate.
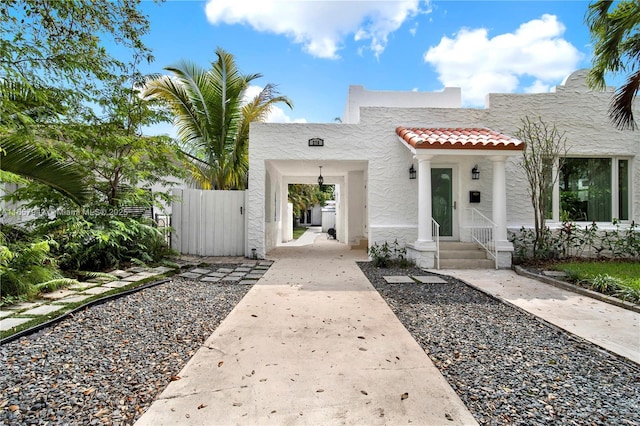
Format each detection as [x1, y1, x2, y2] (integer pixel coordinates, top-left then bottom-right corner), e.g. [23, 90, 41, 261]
[171, 189, 246, 256]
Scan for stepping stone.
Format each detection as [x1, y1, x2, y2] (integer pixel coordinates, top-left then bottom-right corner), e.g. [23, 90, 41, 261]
[383, 276, 415, 284]
[239, 280, 257, 285]
[201, 276, 221, 283]
[221, 276, 242, 282]
[68, 282, 99, 291]
[150, 266, 174, 274]
[217, 268, 234, 273]
[241, 262, 257, 267]
[234, 267, 252, 272]
[245, 273, 264, 279]
[178, 272, 202, 279]
[0, 317, 33, 332]
[110, 269, 133, 278]
[254, 266, 270, 270]
[191, 268, 212, 274]
[127, 267, 147, 273]
[103, 281, 132, 289]
[20, 304, 65, 316]
[122, 274, 146, 282]
[3, 301, 42, 311]
[41, 289, 77, 300]
[54, 294, 93, 304]
[412, 275, 447, 284]
[207, 272, 227, 278]
[0, 310, 13, 319]
[82, 286, 113, 295]
[87, 277, 112, 283]
[259, 261, 273, 266]
[229, 272, 246, 277]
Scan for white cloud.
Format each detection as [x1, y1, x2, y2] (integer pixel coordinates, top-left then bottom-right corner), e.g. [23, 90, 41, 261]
[205, 0, 427, 59]
[423, 14, 582, 106]
[524, 80, 551, 94]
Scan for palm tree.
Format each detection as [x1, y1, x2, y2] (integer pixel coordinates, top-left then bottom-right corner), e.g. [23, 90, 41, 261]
[143, 48, 293, 189]
[1, 80, 89, 205]
[586, 0, 640, 130]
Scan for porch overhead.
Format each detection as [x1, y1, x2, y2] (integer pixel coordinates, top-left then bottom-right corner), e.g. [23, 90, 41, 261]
[395, 127, 522, 268]
[396, 127, 524, 151]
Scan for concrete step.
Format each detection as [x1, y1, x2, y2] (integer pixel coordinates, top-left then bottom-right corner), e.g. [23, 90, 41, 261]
[436, 241, 495, 269]
[440, 249, 487, 260]
[439, 241, 479, 251]
[439, 258, 496, 269]
[350, 237, 368, 250]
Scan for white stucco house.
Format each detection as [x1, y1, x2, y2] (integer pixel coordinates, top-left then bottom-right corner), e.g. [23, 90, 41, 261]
[247, 70, 639, 268]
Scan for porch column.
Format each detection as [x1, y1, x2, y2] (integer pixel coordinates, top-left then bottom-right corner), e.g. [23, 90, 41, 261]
[416, 155, 434, 248]
[490, 156, 509, 244]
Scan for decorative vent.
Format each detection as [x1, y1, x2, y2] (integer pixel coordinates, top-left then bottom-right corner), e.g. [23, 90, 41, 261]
[308, 138, 324, 147]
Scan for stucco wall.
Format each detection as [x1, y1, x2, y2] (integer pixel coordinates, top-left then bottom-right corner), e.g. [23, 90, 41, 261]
[249, 70, 639, 258]
[343, 85, 462, 124]
[484, 69, 639, 227]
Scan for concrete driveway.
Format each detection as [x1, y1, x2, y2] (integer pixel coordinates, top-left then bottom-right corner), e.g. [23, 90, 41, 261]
[136, 233, 477, 425]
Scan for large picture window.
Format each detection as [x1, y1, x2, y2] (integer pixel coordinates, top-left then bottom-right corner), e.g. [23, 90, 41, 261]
[555, 158, 629, 222]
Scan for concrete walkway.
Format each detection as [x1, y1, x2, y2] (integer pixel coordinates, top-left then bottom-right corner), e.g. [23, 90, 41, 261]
[437, 269, 640, 365]
[136, 233, 477, 425]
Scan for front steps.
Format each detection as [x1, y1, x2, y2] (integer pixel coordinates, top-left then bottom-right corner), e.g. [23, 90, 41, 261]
[350, 237, 368, 250]
[438, 242, 495, 269]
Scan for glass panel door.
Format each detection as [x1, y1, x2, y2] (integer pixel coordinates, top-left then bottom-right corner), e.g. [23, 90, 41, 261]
[432, 168, 453, 237]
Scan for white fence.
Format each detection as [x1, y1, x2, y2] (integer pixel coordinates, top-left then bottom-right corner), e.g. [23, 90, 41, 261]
[171, 189, 246, 256]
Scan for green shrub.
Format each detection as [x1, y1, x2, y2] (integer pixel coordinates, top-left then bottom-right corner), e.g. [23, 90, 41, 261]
[509, 219, 640, 263]
[0, 232, 63, 298]
[589, 274, 620, 293]
[369, 241, 392, 267]
[43, 215, 172, 271]
[369, 239, 413, 268]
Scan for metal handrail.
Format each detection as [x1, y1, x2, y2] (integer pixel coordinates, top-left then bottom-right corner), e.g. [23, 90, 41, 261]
[469, 208, 498, 269]
[432, 218, 440, 269]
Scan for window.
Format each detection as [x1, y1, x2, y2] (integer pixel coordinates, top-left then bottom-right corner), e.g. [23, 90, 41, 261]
[554, 158, 629, 222]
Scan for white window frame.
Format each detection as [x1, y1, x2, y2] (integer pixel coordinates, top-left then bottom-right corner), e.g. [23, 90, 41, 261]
[548, 156, 632, 224]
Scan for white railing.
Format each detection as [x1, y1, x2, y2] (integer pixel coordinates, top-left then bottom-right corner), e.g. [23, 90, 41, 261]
[432, 218, 440, 269]
[470, 208, 498, 269]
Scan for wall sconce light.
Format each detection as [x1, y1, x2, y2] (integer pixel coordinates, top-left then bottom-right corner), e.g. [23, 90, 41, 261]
[471, 164, 480, 180]
[318, 166, 324, 189]
[409, 164, 416, 180]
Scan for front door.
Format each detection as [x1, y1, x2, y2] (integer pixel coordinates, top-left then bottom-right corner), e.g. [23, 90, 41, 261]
[431, 168, 454, 237]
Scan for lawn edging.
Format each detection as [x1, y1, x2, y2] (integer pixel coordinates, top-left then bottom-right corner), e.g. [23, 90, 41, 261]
[0, 278, 171, 345]
[513, 265, 640, 314]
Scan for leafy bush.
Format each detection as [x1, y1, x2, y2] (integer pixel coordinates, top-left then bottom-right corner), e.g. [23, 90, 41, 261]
[0, 230, 64, 298]
[589, 274, 620, 293]
[510, 220, 640, 263]
[39, 214, 173, 271]
[369, 239, 413, 268]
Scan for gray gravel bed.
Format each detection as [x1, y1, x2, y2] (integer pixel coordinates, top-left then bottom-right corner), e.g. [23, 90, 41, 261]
[0, 266, 251, 426]
[358, 262, 640, 425]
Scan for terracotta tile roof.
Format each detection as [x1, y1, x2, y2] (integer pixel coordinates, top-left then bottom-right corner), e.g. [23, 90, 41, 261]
[396, 127, 524, 150]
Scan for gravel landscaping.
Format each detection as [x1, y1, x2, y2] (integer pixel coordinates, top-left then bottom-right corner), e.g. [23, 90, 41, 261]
[358, 262, 640, 425]
[0, 266, 251, 426]
[2, 260, 638, 425]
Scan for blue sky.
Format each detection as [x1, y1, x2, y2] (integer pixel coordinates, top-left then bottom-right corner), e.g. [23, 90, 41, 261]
[137, 0, 598, 131]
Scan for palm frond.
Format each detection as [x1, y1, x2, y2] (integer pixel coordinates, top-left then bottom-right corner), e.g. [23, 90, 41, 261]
[0, 136, 90, 205]
[609, 69, 639, 130]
